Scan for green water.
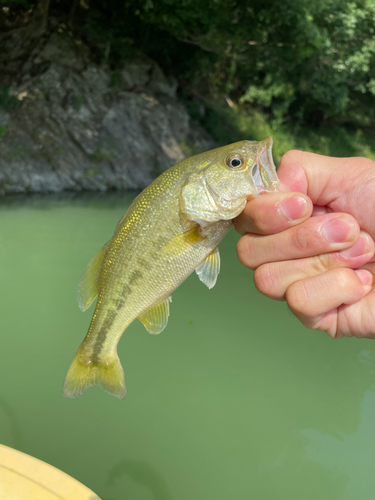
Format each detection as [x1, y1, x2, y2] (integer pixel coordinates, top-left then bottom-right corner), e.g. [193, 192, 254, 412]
[1, 192, 375, 500]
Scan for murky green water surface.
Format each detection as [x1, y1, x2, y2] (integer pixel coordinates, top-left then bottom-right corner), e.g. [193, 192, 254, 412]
[0, 192, 375, 500]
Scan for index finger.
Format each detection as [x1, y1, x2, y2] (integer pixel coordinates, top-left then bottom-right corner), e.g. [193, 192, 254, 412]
[234, 191, 312, 235]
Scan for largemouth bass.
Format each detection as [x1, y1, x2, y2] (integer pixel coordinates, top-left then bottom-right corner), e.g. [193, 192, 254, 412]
[63, 136, 279, 399]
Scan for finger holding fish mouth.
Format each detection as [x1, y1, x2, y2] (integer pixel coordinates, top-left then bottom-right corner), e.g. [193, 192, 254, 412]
[234, 191, 313, 235]
[236, 202, 375, 301]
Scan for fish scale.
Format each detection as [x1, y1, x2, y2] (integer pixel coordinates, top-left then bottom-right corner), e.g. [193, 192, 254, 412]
[63, 137, 279, 399]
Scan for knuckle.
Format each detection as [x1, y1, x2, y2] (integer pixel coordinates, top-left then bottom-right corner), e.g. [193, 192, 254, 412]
[254, 265, 276, 295]
[311, 318, 340, 339]
[335, 268, 354, 289]
[342, 157, 375, 183]
[242, 199, 279, 234]
[255, 210, 272, 232]
[293, 225, 311, 252]
[310, 254, 329, 274]
[233, 211, 250, 235]
[354, 157, 374, 170]
[280, 150, 301, 165]
[233, 217, 241, 233]
[285, 281, 310, 315]
[236, 236, 254, 269]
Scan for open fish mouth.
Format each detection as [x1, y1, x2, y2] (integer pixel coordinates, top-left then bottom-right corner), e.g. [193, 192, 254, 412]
[204, 136, 279, 211]
[249, 136, 279, 196]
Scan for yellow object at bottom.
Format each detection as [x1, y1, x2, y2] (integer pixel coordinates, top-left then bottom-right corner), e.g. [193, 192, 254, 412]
[0, 444, 100, 500]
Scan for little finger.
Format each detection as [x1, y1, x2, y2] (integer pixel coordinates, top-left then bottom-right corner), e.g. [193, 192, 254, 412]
[285, 268, 373, 333]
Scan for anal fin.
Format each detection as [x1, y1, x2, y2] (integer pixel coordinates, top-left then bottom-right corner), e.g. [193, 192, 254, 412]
[196, 247, 220, 289]
[139, 297, 171, 334]
[77, 242, 109, 312]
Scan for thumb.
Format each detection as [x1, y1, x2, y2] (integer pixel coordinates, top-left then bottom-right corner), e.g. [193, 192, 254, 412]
[277, 150, 374, 207]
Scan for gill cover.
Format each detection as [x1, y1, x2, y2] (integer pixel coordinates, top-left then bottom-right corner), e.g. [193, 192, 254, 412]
[180, 136, 279, 225]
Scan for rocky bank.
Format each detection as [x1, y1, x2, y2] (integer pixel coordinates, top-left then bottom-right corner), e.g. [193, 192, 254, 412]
[0, 32, 215, 194]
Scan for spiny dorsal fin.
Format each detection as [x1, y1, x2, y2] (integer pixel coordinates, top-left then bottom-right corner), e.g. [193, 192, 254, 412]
[77, 242, 109, 312]
[195, 246, 220, 289]
[139, 297, 172, 334]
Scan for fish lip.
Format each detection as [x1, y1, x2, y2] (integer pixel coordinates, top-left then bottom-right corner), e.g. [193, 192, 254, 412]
[250, 136, 279, 195]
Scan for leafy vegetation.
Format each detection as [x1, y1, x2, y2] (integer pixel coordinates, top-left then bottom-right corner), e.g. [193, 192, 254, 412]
[198, 101, 375, 162]
[2, 0, 375, 156]
[0, 86, 21, 111]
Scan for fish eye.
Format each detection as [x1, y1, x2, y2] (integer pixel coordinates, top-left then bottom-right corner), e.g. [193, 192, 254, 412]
[226, 154, 244, 169]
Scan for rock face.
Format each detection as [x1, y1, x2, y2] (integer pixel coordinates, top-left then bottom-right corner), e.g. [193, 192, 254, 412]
[0, 32, 215, 194]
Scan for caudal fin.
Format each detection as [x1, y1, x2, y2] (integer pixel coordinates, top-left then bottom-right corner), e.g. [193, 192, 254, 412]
[63, 348, 126, 399]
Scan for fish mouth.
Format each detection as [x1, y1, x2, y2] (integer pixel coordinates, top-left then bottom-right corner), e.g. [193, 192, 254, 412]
[249, 136, 279, 196]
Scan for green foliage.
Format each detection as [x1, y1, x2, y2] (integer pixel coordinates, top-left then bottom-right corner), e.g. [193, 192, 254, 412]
[0, 126, 7, 137]
[90, 147, 116, 163]
[109, 69, 122, 89]
[199, 100, 375, 162]
[0, 86, 20, 112]
[1, 0, 36, 7]
[3, 0, 375, 147]
[75, 94, 83, 109]
[65, 0, 375, 132]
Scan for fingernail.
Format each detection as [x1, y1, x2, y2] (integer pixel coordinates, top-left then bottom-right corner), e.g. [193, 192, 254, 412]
[355, 269, 373, 287]
[322, 218, 356, 243]
[280, 196, 308, 220]
[340, 235, 368, 258]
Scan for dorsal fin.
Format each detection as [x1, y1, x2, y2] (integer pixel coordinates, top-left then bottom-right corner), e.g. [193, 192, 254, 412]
[77, 242, 109, 312]
[139, 297, 171, 334]
[195, 246, 220, 289]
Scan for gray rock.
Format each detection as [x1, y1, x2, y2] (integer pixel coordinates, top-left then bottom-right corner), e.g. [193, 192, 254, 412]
[0, 33, 216, 194]
[0, 110, 10, 127]
[33, 32, 90, 70]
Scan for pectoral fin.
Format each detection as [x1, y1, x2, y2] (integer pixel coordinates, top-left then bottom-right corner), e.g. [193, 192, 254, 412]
[77, 242, 109, 312]
[139, 297, 172, 334]
[163, 226, 205, 253]
[195, 247, 220, 289]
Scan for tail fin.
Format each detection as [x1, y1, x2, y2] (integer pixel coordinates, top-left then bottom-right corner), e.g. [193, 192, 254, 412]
[63, 348, 126, 399]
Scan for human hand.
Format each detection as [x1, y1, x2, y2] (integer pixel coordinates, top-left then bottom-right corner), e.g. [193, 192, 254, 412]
[235, 151, 375, 339]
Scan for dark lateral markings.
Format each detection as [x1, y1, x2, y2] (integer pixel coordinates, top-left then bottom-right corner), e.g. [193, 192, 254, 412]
[91, 292, 130, 363]
[136, 256, 151, 270]
[128, 270, 143, 286]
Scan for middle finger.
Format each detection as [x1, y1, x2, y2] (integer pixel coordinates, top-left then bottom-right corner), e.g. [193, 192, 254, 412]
[237, 213, 359, 270]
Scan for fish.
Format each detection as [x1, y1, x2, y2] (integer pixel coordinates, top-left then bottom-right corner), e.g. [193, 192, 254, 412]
[63, 136, 279, 399]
